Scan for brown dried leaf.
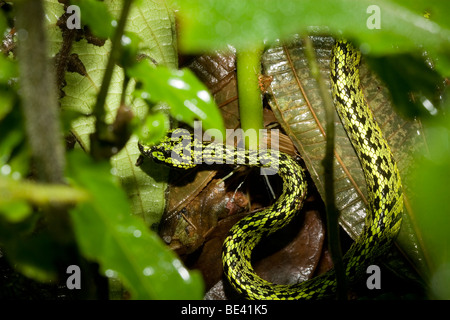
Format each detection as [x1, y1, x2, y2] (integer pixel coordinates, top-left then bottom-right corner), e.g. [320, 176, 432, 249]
[202, 198, 328, 299]
[253, 209, 326, 285]
[160, 177, 248, 255]
[188, 50, 240, 130]
[194, 212, 247, 292]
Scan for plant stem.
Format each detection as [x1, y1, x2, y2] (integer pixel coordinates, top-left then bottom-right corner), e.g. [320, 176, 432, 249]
[236, 45, 264, 149]
[16, 0, 81, 257]
[303, 36, 348, 300]
[16, 0, 65, 184]
[91, 0, 133, 159]
[0, 178, 90, 206]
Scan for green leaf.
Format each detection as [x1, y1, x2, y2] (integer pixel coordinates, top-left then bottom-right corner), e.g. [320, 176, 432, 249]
[135, 111, 170, 146]
[412, 123, 450, 299]
[107, 0, 178, 67]
[0, 200, 31, 223]
[67, 150, 204, 299]
[118, 31, 142, 69]
[390, 0, 450, 30]
[0, 106, 27, 173]
[128, 60, 226, 135]
[6, 234, 60, 282]
[0, 215, 59, 283]
[0, 10, 7, 36]
[176, 0, 450, 54]
[366, 54, 444, 118]
[0, 90, 14, 122]
[74, 0, 114, 38]
[0, 55, 17, 83]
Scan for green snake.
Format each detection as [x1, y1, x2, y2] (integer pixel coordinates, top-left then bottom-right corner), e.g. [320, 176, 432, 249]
[138, 40, 403, 299]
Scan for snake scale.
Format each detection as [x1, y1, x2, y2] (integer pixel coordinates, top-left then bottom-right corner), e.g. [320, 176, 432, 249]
[138, 40, 403, 299]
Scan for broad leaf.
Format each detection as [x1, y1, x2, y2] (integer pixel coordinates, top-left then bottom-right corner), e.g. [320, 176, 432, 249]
[175, 0, 450, 52]
[67, 150, 204, 299]
[128, 61, 226, 136]
[176, 0, 450, 77]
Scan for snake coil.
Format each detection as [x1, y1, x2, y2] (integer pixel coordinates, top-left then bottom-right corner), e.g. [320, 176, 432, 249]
[139, 40, 403, 299]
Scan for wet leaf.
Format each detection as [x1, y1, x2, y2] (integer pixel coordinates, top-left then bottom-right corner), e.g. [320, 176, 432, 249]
[67, 150, 204, 299]
[128, 61, 225, 135]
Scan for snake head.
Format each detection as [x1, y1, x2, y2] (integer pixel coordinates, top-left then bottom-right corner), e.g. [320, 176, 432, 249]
[138, 129, 198, 169]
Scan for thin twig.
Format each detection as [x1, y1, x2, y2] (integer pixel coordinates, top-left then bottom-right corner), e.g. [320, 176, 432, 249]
[91, 0, 134, 159]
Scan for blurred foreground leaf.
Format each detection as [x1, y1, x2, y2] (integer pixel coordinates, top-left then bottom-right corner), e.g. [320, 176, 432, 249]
[128, 61, 226, 137]
[0, 212, 60, 283]
[74, 0, 114, 38]
[177, 0, 450, 52]
[67, 150, 204, 299]
[366, 54, 444, 118]
[136, 111, 169, 146]
[412, 122, 450, 299]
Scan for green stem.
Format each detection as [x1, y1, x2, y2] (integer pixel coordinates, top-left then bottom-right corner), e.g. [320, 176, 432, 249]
[236, 45, 264, 149]
[0, 178, 90, 206]
[303, 36, 348, 300]
[92, 0, 133, 159]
